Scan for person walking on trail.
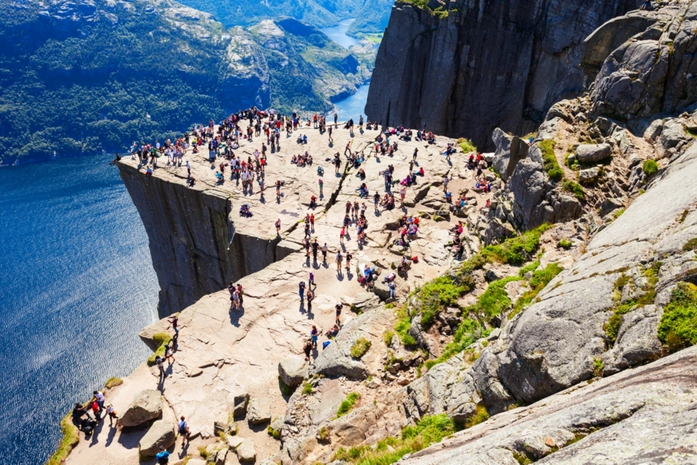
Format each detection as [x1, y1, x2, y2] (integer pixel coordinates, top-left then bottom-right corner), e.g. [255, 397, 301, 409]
[340, 226, 346, 244]
[93, 390, 105, 412]
[319, 178, 324, 196]
[156, 447, 170, 464]
[336, 252, 343, 272]
[322, 243, 328, 263]
[237, 283, 244, 307]
[312, 239, 319, 262]
[413, 148, 418, 162]
[164, 342, 175, 364]
[178, 416, 190, 447]
[299, 281, 306, 302]
[275, 218, 281, 234]
[309, 272, 316, 289]
[389, 281, 397, 300]
[399, 187, 406, 206]
[345, 252, 352, 271]
[306, 288, 314, 311]
[334, 112, 338, 127]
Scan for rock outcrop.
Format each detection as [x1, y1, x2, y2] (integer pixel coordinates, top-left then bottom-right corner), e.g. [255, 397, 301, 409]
[402, 346, 697, 464]
[138, 420, 175, 457]
[365, 0, 637, 149]
[119, 390, 162, 427]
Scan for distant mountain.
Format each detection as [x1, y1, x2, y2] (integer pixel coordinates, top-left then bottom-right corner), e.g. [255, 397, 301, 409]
[174, 0, 393, 33]
[0, 0, 372, 165]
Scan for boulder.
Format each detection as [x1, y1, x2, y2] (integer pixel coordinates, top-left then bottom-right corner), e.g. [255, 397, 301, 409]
[213, 448, 227, 465]
[576, 143, 612, 163]
[351, 292, 380, 311]
[236, 438, 257, 462]
[213, 411, 230, 434]
[600, 198, 624, 217]
[247, 398, 271, 424]
[579, 167, 601, 184]
[227, 435, 244, 450]
[278, 356, 309, 388]
[233, 392, 249, 417]
[491, 128, 529, 181]
[138, 420, 175, 457]
[372, 280, 391, 301]
[119, 389, 162, 427]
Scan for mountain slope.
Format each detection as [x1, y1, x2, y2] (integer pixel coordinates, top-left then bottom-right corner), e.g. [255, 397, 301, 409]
[0, 0, 370, 165]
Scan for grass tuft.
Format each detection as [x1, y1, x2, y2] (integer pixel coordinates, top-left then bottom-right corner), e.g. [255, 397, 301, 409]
[147, 332, 172, 366]
[643, 159, 659, 176]
[658, 282, 697, 352]
[558, 239, 573, 250]
[336, 392, 361, 418]
[465, 404, 490, 428]
[539, 140, 563, 181]
[562, 180, 584, 200]
[104, 377, 123, 389]
[302, 382, 314, 395]
[350, 338, 372, 359]
[457, 138, 477, 154]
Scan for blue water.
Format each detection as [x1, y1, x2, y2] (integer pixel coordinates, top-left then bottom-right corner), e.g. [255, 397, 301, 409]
[332, 84, 370, 123]
[0, 155, 158, 464]
[321, 19, 360, 49]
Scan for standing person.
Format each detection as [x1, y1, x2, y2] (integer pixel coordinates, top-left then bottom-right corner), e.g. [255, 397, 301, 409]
[336, 252, 343, 272]
[93, 390, 105, 413]
[228, 281, 237, 309]
[275, 218, 281, 234]
[310, 213, 315, 232]
[310, 325, 320, 348]
[312, 239, 319, 262]
[345, 252, 352, 271]
[334, 112, 338, 127]
[304, 339, 313, 361]
[318, 178, 324, 197]
[178, 416, 190, 447]
[167, 314, 179, 335]
[237, 283, 244, 307]
[340, 227, 346, 244]
[322, 243, 328, 264]
[106, 404, 118, 427]
[156, 355, 165, 380]
[306, 288, 314, 311]
[413, 148, 418, 162]
[373, 192, 380, 212]
[299, 281, 306, 302]
[399, 187, 406, 206]
[388, 281, 397, 300]
[91, 399, 101, 421]
[335, 304, 342, 326]
[309, 272, 315, 289]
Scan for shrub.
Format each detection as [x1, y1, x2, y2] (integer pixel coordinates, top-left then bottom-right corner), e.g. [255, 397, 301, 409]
[45, 413, 80, 465]
[418, 276, 468, 328]
[147, 332, 172, 366]
[643, 159, 659, 176]
[472, 276, 521, 320]
[539, 140, 563, 181]
[562, 180, 584, 200]
[318, 426, 330, 443]
[336, 392, 361, 418]
[302, 382, 314, 395]
[603, 301, 636, 345]
[267, 425, 281, 440]
[104, 377, 123, 389]
[350, 338, 372, 359]
[198, 446, 209, 459]
[593, 358, 604, 377]
[658, 282, 697, 352]
[457, 138, 477, 154]
[465, 404, 490, 428]
[383, 330, 394, 346]
[395, 304, 416, 346]
[558, 239, 573, 250]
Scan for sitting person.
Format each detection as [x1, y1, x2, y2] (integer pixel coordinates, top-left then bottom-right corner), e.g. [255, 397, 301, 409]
[356, 167, 366, 180]
[215, 171, 224, 182]
[418, 166, 425, 176]
[186, 176, 196, 187]
[145, 166, 153, 178]
[382, 272, 396, 283]
[239, 204, 252, 217]
[325, 324, 340, 338]
[317, 166, 324, 176]
[310, 195, 317, 209]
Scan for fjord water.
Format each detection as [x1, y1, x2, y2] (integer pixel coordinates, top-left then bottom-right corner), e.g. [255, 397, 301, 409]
[0, 155, 158, 464]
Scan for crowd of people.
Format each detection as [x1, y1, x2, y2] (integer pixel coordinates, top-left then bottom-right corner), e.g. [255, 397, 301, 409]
[100, 105, 497, 460]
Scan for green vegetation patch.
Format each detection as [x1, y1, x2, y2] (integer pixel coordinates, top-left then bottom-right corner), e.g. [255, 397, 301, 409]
[147, 332, 172, 366]
[472, 276, 521, 319]
[562, 180, 584, 201]
[458, 138, 477, 154]
[425, 318, 486, 369]
[510, 263, 564, 319]
[464, 404, 490, 428]
[395, 304, 416, 346]
[46, 413, 80, 465]
[658, 282, 697, 352]
[104, 377, 123, 389]
[539, 140, 563, 181]
[683, 238, 697, 252]
[558, 239, 573, 250]
[643, 159, 659, 176]
[418, 276, 470, 328]
[302, 382, 314, 395]
[383, 330, 394, 346]
[336, 392, 361, 418]
[481, 224, 551, 265]
[333, 414, 455, 465]
[350, 338, 372, 359]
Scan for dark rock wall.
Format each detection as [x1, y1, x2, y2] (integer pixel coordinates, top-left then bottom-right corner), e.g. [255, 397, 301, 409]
[118, 163, 278, 316]
[366, 0, 638, 149]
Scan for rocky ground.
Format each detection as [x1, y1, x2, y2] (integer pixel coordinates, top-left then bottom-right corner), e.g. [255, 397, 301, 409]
[68, 122, 499, 464]
[64, 2, 697, 464]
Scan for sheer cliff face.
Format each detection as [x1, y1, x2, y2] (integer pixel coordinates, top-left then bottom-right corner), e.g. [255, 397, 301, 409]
[118, 164, 278, 316]
[366, 0, 637, 149]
